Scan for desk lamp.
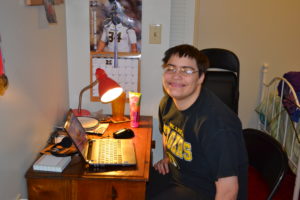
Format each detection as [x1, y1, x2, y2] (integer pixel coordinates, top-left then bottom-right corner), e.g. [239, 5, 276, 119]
[73, 68, 123, 117]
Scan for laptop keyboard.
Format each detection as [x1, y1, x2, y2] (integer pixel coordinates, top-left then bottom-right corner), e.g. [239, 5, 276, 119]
[99, 139, 122, 164]
[89, 139, 123, 164]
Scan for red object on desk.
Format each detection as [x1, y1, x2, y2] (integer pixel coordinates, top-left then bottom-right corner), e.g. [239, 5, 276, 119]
[73, 68, 123, 117]
[72, 109, 91, 117]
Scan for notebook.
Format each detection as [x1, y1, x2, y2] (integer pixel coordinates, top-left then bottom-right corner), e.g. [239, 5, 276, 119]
[64, 109, 136, 167]
[33, 154, 71, 172]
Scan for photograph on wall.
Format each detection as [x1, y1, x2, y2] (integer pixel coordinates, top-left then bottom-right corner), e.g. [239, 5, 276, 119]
[89, 0, 142, 53]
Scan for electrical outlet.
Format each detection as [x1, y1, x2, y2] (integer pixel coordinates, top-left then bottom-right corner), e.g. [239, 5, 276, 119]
[149, 24, 162, 44]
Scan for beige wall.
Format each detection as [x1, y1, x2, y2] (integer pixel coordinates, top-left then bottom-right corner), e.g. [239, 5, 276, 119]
[0, 1, 68, 199]
[195, 0, 300, 128]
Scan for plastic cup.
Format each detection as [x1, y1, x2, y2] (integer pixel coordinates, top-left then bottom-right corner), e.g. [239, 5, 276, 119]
[111, 92, 126, 121]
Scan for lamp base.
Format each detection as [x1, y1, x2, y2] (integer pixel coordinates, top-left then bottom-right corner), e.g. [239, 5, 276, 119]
[111, 92, 126, 121]
[111, 116, 130, 123]
[72, 109, 91, 117]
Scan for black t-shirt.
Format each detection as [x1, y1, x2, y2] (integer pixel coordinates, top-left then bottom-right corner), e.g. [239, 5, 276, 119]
[159, 87, 248, 200]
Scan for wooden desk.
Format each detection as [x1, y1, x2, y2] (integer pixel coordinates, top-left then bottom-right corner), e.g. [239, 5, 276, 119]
[25, 116, 153, 200]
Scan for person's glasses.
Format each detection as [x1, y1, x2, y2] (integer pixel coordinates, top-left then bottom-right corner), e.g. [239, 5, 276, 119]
[163, 65, 198, 75]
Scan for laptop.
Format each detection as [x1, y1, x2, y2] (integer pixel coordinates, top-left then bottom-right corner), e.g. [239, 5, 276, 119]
[64, 109, 136, 167]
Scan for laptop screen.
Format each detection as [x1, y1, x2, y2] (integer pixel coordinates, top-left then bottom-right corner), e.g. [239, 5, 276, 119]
[64, 110, 88, 157]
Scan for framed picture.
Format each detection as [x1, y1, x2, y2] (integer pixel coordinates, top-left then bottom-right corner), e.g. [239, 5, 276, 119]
[89, 0, 142, 53]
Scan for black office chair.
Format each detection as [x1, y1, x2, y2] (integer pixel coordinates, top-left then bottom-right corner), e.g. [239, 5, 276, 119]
[243, 128, 288, 200]
[200, 48, 240, 113]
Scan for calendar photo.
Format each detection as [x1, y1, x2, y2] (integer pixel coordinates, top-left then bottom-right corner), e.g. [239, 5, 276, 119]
[89, 0, 142, 53]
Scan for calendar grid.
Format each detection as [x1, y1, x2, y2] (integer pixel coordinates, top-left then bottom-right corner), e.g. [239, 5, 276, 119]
[90, 53, 141, 101]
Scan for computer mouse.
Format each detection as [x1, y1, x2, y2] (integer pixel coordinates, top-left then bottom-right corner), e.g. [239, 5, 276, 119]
[113, 128, 135, 139]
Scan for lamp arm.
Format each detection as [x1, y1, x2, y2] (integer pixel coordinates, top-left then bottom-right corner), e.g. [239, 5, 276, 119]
[78, 80, 98, 114]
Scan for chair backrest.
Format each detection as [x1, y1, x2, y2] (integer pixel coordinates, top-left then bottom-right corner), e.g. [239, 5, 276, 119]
[243, 128, 288, 200]
[200, 48, 240, 113]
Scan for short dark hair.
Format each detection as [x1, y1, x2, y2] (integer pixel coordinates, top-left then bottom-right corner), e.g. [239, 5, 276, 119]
[162, 44, 209, 76]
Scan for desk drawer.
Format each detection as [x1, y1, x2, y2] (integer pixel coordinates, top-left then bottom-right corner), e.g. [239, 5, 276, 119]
[73, 179, 146, 200]
[27, 178, 71, 200]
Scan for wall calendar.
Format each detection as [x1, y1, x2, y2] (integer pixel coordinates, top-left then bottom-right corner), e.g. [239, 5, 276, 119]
[90, 52, 141, 101]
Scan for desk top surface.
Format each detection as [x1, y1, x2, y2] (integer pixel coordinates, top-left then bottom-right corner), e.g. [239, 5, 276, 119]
[26, 116, 153, 182]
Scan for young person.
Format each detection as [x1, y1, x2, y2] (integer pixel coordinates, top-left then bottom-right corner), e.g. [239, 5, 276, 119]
[147, 44, 248, 200]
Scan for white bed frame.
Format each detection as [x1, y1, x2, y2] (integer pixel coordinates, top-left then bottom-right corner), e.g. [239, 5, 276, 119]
[258, 69, 300, 199]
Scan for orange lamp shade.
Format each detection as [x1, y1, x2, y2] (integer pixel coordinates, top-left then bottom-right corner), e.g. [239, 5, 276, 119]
[96, 68, 123, 103]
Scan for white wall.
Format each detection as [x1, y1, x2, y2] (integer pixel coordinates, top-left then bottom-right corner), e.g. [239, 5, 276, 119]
[170, 0, 195, 46]
[66, 0, 171, 163]
[0, 1, 68, 199]
[196, 0, 300, 128]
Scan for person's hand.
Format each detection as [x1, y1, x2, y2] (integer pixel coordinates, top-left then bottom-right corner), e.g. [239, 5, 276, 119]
[154, 157, 170, 175]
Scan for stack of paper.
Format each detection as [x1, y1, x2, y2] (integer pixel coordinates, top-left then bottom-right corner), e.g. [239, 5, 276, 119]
[33, 154, 71, 172]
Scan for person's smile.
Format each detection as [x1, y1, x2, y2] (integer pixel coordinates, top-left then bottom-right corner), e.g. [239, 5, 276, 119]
[168, 81, 186, 88]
